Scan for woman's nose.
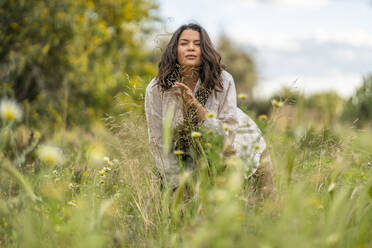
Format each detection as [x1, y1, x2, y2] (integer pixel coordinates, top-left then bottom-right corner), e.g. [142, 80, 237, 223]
[187, 43, 195, 50]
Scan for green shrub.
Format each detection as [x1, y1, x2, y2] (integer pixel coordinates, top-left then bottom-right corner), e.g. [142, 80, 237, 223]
[297, 126, 342, 159]
[0, 0, 159, 129]
[341, 74, 372, 127]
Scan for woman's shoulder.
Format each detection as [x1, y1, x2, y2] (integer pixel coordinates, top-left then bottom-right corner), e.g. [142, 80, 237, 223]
[146, 77, 161, 95]
[221, 70, 234, 81]
[220, 70, 235, 88]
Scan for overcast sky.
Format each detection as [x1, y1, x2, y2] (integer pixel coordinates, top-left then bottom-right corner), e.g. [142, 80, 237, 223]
[156, 0, 372, 98]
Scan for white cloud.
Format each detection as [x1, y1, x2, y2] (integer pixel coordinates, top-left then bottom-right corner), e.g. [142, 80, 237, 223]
[270, 0, 329, 8]
[232, 0, 329, 8]
[312, 28, 372, 48]
[334, 49, 358, 61]
[233, 0, 259, 7]
[232, 32, 302, 52]
[229, 26, 372, 54]
[255, 72, 363, 98]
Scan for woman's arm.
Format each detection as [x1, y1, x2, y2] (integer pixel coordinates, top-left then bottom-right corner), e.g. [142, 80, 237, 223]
[171, 73, 239, 146]
[202, 72, 239, 147]
[145, 79, 179, 186]
[172, 81, 208, 122]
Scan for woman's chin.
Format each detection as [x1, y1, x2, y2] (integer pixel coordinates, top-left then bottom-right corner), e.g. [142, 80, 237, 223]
[180, 62, 201, 67]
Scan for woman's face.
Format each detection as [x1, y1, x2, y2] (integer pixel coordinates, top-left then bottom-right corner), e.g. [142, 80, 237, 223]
[177, 29, 202, 67]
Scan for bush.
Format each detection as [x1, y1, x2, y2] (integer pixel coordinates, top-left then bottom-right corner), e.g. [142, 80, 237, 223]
[0, 0, 159, 129]
[341, 74, 372, 127]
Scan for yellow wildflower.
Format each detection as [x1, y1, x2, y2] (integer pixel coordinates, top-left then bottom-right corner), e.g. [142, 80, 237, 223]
[271, 99, 283, 108]
[205, 112, 216, 119]
[258, 114, 268, 121]
[223, 124, 231, 131]
[253, 144, 261, 150]
[82, 172, 89, 177]
[191, 131, 202, 138]
[174, 150, 184, 155]
[238, 93, 248, 100]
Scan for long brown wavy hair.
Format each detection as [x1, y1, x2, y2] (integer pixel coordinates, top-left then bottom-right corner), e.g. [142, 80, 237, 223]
[155, 23, 225, 163]
[156, 23, 225, 92]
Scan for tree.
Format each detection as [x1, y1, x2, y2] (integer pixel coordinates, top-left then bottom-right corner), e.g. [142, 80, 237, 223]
[217, 34, 258, 100]
[341, 74, 372, 127]
[0, 0, 160, 128]
[305, 91, 344, 126]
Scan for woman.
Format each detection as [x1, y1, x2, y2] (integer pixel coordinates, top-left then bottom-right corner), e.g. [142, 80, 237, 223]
[145, 23, 273, 199]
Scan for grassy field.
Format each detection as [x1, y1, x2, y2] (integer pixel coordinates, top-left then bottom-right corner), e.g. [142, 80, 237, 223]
[1, 100, 372, 248]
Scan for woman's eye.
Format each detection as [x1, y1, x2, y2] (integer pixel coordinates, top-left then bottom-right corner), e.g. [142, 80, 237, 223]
[195, 43, 200, 46]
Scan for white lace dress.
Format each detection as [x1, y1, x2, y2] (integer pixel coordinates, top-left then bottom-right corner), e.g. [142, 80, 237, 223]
[145, 70, 266, 187]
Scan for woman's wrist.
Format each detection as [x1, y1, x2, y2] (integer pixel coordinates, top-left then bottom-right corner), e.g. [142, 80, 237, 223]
[184, 97, 207, 122]
[193, 100, 208, 122]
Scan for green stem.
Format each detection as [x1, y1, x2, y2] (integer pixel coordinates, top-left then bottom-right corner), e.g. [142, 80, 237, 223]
[0, 159, 39, 202]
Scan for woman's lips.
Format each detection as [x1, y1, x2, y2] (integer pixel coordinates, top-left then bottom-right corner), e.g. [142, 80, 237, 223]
[186, 55, 196, 59]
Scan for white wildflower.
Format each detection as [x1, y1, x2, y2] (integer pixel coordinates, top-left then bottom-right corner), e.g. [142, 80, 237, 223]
[0, 98, 23, 122]
[37, 144, 64, 165]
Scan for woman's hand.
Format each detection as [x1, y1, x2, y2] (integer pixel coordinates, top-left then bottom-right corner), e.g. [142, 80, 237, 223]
[172, 81, 208, 122]
[172, 82, 197, 108]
